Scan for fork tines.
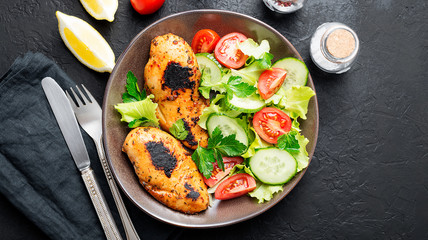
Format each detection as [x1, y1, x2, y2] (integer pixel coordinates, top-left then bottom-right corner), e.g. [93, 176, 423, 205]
[66, 84, 95, 108]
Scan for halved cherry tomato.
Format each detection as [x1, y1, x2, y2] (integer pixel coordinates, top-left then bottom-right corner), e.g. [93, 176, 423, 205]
[203, 156, 244, 187]
[252, 107, 292, 144]
[214, 173, 256, 200]
[214, 32, 248, 69]
[130, 0, 165, 15]
[258, 68, 287, 100]
[191, 29, 220, 54]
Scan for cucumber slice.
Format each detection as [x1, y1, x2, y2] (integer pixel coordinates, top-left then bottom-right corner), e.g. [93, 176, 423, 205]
[206, 114, 249, 148]
[249, 148, 297, 185]
[272, 57, 309, 90]
[225, 93, 266, 113]
[196, 53, 223, 84]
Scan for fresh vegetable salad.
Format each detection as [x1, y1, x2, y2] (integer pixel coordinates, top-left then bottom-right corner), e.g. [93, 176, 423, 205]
[115, 29, 315, 204]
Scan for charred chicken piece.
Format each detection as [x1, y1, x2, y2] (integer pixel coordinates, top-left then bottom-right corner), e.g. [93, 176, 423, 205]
[144, 33, 209, 149]
[122, 127, 209, 214]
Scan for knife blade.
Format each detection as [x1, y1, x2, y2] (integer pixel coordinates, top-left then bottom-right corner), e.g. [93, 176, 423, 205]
[41, 77, 122, 240]
[42, 77, 90, 170]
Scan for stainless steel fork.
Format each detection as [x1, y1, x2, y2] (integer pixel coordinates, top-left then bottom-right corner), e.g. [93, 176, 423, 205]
[66, 85, 140, 240]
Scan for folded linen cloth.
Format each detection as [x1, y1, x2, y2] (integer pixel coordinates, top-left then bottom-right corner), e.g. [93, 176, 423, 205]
[0, 52, 177, 240]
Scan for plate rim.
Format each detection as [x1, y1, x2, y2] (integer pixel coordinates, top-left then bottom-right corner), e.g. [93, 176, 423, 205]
[102, 9, 319, 228]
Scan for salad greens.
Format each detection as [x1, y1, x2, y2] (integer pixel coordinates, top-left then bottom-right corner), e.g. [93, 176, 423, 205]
[192, 127, 247, 178]
[248, 183, 284, 203]
[114, 71, 159, 128]
[195, 38, 315, 203]
[223, 76, 257, 98]
[238, 39, 271, 59]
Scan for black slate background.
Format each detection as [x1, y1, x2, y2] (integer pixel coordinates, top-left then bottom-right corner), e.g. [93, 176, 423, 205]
[1, 0, 427, 239]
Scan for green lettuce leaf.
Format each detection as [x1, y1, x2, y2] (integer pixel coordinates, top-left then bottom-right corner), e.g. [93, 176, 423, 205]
[231, 52, 273, 86]
[241, 127, 272, 158]
[291, 118, 301, 132]
[114, 95, 159, 127]
[200, 68, 228, 94]
[238, 39, 271, 59]
[249, 182, 283, 203]
[279, 86, 315, 120]
[229, 164, 255, 178]
[128, 117, 158, 128]
[291, 132, 310, 172]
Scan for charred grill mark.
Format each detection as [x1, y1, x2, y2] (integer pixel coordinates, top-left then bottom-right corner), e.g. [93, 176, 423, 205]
[162, 62, 195, 93]
[191, 116, 199, 125]
[144, 141, 177, 178]
[184, 183, 200, 201]
[182, 119, 197, 146]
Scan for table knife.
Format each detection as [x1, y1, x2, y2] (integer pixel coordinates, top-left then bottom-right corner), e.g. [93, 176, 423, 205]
[41, 77, 122, 240]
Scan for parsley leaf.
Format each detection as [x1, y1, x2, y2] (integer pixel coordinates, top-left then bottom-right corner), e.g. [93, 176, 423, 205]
[215, 150, 224, 173]
[191, 146, 215, 179]
[277, 131, 300, 153]
[207, 127, 247, 156]
[207, 127, 223, 148]
[169, 119, 189, 140]
[223, 76, 257, 98]
[192, 127, 248, 178]
[122, 71, 146, 103]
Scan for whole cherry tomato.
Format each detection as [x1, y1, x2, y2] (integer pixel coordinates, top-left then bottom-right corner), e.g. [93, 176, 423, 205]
[130, 0, 165, 15]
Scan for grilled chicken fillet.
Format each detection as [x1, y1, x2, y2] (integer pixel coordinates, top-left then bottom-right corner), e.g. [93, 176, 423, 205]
[122, 127, 209, 214]
[144, 33, 209, 149]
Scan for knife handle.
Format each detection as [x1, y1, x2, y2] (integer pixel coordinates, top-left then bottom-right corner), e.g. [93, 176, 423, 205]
[81, 168, 122, 240]
[96, 138, 140, 240]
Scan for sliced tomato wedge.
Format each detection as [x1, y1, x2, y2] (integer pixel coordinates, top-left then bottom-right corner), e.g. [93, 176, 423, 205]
[203, 156, 244, 187]
[214, 173, 256, 200]
[191, 29, 220, 54]
[253, 107, 292, 144]
[258, 68, 287, 100]
[214, 32, 248, 69]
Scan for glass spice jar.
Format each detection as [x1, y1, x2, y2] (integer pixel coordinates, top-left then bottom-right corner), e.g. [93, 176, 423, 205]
[310, 22, 360, 74]
[263, 0, 305, 14]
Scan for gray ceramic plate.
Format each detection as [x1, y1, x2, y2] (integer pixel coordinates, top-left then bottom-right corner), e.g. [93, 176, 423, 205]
[103, 10, 318, 228]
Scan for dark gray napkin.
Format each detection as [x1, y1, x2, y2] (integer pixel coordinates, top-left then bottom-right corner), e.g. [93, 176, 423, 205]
[0, 52, 178, 240]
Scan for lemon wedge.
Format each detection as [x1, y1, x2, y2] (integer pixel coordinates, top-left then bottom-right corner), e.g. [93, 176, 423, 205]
[80, 0, 118, 22]
[56, 11, 115, 73]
